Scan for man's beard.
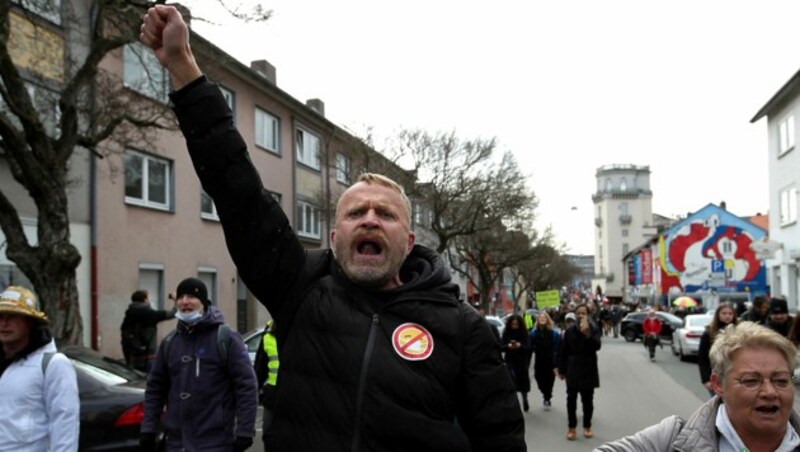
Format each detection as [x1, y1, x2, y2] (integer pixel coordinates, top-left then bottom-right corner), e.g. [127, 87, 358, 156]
[333, 241, 408, 289]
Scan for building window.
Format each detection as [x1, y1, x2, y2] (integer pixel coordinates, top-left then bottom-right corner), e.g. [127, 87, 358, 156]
[296, 200, 321, 239]
[413, 202, 430, 228]
[138, 264, 164, 309]
[197, 268, 217, 306]
[336, 154, 351, 184]
[622, 243, 629, 255]
[268, 191, 282, 206]
[201, 190, 218, 221]
[219, 86, 236, 124]
[296, 128, 321, 170]
[622, 229, 628, 237]
[124, 43, 168, 102]
[124, 150, 172, 210]
[620, 178, 627, 192]
[780, 186, 798, 226]
[779, 114, 795, 156]
[15, 0, 61, 24]
[605, 179, 612, 192]
[619, 203, 629, 215]
[255, 108, 280, 154]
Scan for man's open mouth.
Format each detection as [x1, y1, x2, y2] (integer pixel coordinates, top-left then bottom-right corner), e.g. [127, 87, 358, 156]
[357, 239, 383, 255]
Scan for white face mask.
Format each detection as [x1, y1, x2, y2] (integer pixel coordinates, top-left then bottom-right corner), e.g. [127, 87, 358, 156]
[175, 309, 203, 324]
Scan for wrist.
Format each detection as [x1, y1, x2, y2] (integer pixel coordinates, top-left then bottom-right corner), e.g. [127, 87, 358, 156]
[167, 51, 203, 90]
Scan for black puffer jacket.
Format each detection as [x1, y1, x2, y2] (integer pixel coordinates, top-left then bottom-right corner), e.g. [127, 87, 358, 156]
[171, 78, 526, 452]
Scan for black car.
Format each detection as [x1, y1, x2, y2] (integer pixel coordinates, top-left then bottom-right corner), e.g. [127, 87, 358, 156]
[619, 311, 683, 343]
[61, 345, 164, 451]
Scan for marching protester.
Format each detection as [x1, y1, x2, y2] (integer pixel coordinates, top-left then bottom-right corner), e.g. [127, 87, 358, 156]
[558, 303, 602, 441]
[139, 6, 525, 451]
[502, 314, 532, 412]
[642, 309, 662, 362]
[596, 321, 800, 451]
[120, 289, 174, 372]
[140, 278, 257, 451]
[766, 297, 794, 338]
[530, 310, 560, 410]
[0, 286, 79, 451]
[697, 301, 738, 397]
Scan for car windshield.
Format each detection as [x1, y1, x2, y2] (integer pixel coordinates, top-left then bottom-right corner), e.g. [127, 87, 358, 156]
[688, 316, 712, 327]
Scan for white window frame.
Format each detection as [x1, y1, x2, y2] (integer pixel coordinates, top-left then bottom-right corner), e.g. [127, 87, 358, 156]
[219, 85, 236, 124]
[780, 185, 798, 226]
[296, 200, 321, 239]
[124, 149, 172, 211]
[255, 107, 280, 153]
[296, 128, 321, 170]
[779, 114, 796, 156]
[138, 263, 164, 309]
[336, 153, 351, 184]
[197, 268, 217, 306]
[200, 190, 219, 221]
[123, 43, 168, 102]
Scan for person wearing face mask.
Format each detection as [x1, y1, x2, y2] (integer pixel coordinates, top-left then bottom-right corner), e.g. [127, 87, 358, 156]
[140, 278, 257, 452]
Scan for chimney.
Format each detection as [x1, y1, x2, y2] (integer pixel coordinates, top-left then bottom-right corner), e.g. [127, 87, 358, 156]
[720, 201, 727, 211]
[250, 60, 276, 84]
[306, 99, 325, 116]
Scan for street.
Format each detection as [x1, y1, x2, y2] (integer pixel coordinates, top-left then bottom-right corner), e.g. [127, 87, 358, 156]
[248, 335, 800, 451]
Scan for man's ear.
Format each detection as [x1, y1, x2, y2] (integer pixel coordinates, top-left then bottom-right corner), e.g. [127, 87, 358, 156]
[330, 229, 336, 247]
[710, 373, 724, 397]
[406, 231, 416, 255]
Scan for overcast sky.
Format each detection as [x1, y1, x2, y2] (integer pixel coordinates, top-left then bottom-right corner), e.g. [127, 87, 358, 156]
[182, 0, 800, 255]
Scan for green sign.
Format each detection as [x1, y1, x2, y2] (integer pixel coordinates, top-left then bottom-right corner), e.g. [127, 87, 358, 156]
[535, 290, 561, 308]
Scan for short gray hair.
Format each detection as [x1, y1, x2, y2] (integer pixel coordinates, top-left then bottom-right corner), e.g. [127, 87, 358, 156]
[710, 321, 797, 381]
[336, 173, 412, 224]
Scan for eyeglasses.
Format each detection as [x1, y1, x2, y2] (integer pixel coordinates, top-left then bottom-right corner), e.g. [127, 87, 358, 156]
[733, 373, 795, 391]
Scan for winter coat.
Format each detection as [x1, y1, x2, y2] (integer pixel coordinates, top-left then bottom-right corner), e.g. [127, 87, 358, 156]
[501, 325, 532, 393]
[696, 322, 732, 385]
[530, 327, 560, 373]
[142, 306, 257, 451]
[642, 317, 662, 336]
[0, 338, 79, 452]
[120, 302, 174, 356]
[594, 396, 800, 451]
[558, 319, 601, 391]
[169, 77, 526, 452]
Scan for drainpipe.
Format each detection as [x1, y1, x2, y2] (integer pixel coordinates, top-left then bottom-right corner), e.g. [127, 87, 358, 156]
[88, 0, 99, 350]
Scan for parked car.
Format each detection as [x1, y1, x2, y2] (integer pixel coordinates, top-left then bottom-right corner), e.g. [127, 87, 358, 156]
[61, 345, 164, 451]
[485, 315, 505, 338]
[620, 311, 683, 343]
[243, 327, 266, 365]
[671, 314, 713, 361]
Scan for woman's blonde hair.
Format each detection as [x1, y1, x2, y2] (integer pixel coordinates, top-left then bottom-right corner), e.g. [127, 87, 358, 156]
[710, 321, 797, 381]
[535, 310, 555, 331]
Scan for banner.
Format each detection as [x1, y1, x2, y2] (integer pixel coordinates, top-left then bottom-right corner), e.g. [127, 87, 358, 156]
[633, 254, 642, 285]
[641, 249, 653, 284]
[535, 290, 560, 308]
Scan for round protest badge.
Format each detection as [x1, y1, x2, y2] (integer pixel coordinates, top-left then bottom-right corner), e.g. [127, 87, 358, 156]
[392, 323, 434, 361]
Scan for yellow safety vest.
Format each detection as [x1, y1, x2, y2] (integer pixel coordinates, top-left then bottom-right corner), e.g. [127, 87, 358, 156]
[262, 330, 279, 387]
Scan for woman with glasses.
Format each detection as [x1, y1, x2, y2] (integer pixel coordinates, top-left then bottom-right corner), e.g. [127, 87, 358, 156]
[596, 321, 800, 451]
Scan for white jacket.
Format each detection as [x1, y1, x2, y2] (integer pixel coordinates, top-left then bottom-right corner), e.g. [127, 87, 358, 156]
[0, 340, 80, 451]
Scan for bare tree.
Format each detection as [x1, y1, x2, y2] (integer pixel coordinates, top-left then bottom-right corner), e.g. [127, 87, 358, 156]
[0, 1, 266, 344]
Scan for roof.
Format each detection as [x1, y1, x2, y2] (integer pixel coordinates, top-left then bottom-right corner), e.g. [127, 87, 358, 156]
[751, 67, 800, 123]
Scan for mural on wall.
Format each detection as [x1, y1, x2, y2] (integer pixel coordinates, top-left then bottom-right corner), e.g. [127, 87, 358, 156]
[658, 204, 767, 295]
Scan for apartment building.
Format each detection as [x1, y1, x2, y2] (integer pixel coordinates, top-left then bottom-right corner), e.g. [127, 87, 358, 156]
[1, 3, 431, 357]
[752, 67, 800, 310]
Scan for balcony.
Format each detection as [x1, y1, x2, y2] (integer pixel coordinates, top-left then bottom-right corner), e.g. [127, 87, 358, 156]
[619, 214, 632, 224]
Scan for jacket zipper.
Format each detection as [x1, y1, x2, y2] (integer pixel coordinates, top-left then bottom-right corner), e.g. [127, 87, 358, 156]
[351, 313, 379, 452]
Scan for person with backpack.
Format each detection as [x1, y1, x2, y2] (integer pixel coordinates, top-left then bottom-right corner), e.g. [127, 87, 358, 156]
[0, 285, 79, 451]
[120, 289, 174, 372]
[140, 278, 257, 452]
